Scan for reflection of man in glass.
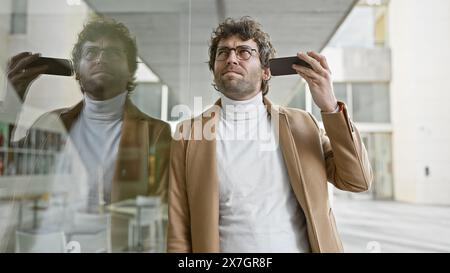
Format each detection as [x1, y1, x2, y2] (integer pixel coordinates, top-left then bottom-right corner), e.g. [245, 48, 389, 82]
[6, 18, 171, 251]
[167, 17, 373, 253]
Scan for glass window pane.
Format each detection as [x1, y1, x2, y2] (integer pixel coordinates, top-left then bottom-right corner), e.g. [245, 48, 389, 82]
[352, 82, 390, 123]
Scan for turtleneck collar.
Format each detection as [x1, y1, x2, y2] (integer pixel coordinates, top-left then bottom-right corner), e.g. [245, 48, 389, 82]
[82, 92, 127, 121]
[219, 92, 266, 121]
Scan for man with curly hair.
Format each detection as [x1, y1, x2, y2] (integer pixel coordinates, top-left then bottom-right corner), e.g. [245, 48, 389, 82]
[168, 17, 373, 253]
[7, 18, 171, 251]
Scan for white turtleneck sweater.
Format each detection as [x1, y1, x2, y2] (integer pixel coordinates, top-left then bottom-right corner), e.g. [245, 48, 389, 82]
[216, 92, 310, 253]
[69, 92, 127, 210]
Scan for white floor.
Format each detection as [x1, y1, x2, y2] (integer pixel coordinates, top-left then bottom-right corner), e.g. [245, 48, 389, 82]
[333, 195, 450, 253]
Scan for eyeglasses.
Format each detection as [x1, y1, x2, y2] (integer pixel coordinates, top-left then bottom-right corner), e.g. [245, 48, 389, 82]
[215, 45, 258, 61]
[82, 46, 126, 61]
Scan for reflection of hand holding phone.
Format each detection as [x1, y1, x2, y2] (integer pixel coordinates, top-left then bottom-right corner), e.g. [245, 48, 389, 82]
[28, 57, 74, 76]
[269, 56, 313, 76]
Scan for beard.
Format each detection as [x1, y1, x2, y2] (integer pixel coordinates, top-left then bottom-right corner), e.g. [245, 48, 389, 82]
[79, 73, 125, 99]
[81, 77, 105, 94]
[214, 73, 259, 98]
[80, 78, 116, 100]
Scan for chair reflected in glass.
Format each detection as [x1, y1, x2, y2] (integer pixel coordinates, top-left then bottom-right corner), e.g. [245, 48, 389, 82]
[14, 193, 68, 253]
[129, 196, 165, 252]
[109, 195, 165, 252]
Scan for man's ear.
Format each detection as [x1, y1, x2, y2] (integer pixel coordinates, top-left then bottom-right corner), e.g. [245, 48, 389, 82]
[74, 66, 80, 80]
[262, 67, 271, 81]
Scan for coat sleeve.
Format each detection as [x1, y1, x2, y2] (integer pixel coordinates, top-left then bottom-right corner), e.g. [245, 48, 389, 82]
[314, 102, 373, 192]
[167, 122, 192, 252]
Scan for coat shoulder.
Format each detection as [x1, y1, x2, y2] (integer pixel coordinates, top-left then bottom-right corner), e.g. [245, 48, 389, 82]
[280, 106, 310, 117]
[32, 105, 77, 130]
[280, 106, 316, 121]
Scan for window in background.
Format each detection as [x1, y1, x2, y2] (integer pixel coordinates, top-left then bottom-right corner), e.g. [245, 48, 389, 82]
[352, 82, 390, 123]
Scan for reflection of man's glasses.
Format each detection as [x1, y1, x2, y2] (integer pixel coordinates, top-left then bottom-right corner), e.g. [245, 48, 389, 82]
[215, 46, 258, 61]
[82, 46, 126, 61]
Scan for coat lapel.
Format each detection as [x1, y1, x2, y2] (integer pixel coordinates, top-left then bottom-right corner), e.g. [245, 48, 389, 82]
[267, 97, 323, 252]
[110, 99, 149, 203]
[58, 101, 83, 131]
[187, 105, 221, 252]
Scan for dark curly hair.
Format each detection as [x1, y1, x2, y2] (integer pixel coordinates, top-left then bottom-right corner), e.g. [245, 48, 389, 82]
[71, 17, 138, 91]
[208, 17, 276, 95]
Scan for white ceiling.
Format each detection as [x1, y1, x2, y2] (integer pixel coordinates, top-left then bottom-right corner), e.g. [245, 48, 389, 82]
[84, 0, 357, 112]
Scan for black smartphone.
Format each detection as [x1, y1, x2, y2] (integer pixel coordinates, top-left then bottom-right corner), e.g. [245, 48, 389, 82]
[269, 56, 313, 76]
[28, 57, 74, 76]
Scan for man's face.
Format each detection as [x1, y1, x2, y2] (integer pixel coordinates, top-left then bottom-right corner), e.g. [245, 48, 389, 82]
[77, 36, 131, 100]
[213, 35, 270, 101]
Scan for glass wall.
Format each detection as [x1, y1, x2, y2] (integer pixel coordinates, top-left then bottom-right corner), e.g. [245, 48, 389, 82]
[0, 0, 170, 253]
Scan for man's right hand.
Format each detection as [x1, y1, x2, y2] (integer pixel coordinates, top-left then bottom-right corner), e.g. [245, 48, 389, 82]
[7, 52, 48, 101]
